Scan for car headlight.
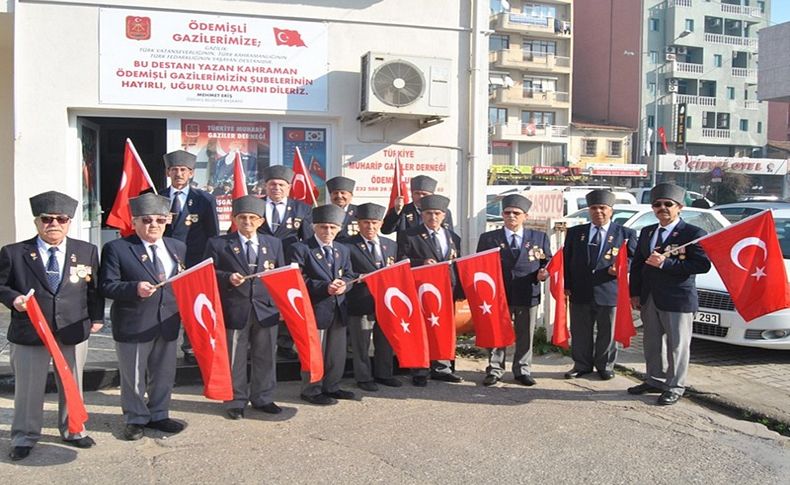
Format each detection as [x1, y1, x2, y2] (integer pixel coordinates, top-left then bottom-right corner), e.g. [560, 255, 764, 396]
[761, 329, 790, 340]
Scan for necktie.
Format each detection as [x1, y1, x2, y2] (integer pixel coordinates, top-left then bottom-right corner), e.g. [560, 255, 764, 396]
[510, 234, 520, 258]
[431, 231, 443, 259]
[171, 191, 182, 215]
[270, 202, 281, 231]
[655, 227, 667, 252]
[588, 226, 601, 268]
[368, 240, 383, 268]
[246, 240, 258, 272]
[46, 247, 61, 293]
[150, 245, 166, 282]
[323, 245, 334, 272]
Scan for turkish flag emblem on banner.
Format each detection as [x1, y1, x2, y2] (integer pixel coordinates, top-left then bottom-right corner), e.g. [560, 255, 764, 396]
[169, 259, 233, 400]
[273, 28, 307, 47]
[412, 263, 456, 360]
[363, 260, 429, 368]
[259, 264, 324, 383]
[228, 151, 248, 233]
[546, 247, 569, 349]
[454, 248, 515, 349]
[290, 146, 319, 206]
[613, 242, 636, 348]
[106, 138, 155, 236]
[698, 211, 790, 321]
[24, 291, 89, 434]
[388, 157, 411, 210]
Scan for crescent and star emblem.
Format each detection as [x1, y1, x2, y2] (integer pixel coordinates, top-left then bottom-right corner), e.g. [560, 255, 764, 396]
[193, 293, 217, 350]
[287, 288, 305, 320]
[292, 174, 308, 196]
[730, 237, 768, 280]
[384, 287, 413, 333]
[473, 272, 496, 314]
[418, 283, 442, 327]
[277, 31, 289, 44]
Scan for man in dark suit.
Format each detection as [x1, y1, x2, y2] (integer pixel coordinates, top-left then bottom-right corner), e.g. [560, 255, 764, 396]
[382, 175, 455, 235]
[290, 204, 356, 405]
[100, 193, 187, 440]
[326, 176, 359, 240]
[476, 194, 551, 387]
[629, 183, 711, 406]
[0, 191, 103, 461]
[342, 203, 401, 391]
[204, 196, 285, 420]
[396, 194, 463, 386]
[161, 150, 220, 364]
[563, 190, 637, 381]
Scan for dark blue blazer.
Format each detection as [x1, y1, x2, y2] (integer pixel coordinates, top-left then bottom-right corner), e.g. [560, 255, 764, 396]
[335, 204, 359, 241]
[397, 224, 463, 300]
[203, 232, 285, 329]
[564, 223, 637, 306]
[629, 219, 711, 313]
[343, 234, 397, 316]
[162, 187, 219, 268]
[476, 227, 552, 307]
[257, 197, 314, 258]
[100, 235, 186, 343]
[0, 237, 104, 346]
[289, 238, 355, 329]
[381, 203, 455, 235]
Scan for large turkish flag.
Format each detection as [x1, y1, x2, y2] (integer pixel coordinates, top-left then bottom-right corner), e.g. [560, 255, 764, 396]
[546, 247, 569, 349]
[613, 242, 636, 347]
[227, 151, 248, 233]
[106, 138, 155, 236]
[290, 146, 319, 206]
[412, 263, 456, 360]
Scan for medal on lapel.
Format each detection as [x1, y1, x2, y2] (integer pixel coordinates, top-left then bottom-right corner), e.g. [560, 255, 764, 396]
[30, 252, 37, 261]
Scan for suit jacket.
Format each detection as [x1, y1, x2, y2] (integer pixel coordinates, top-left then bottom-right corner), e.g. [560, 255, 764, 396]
[257, 197, 314, 258]
[343, 234, 397, 316]
[335, 204, 359, 241]
[564, 222, 637, 306]
[476, 227, 552, 307]
[162, 186, 219, 268]
[397, 224, 463, 299]
[100, 235, 186, 343]
[0, 237, 104, 346]
[289, 238, 355, 329]
[629, 219, 711, 313]
[203, 232, 284, 329]
[381, 203, 455, 235]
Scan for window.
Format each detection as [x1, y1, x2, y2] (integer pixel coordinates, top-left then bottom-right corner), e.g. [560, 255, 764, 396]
[686, 116, 692, 129]
[685, 19, 694, 32]
[705, 16, 723, 35]
[523, 77, 556, 97]
[489, 35, 509, 51]
[727, 87, 735, 100]
[702, 111, 715, 129]
[523, 39, 557, 57]
[649, 50, 658, 64]
[608, 140, 622, 157]
[717, 113, 730, 130]
[649, 18, 659, 32]
[489, 107, 507, 126]
[647, 115, 655, 128]
[740, 119, 749, 131]
[648, 81, 656, 96]
[714, 54, 722, 67]
[583, 139, 597, 156]
[521, 111, 555, 125]
[757, 121, 763, 134]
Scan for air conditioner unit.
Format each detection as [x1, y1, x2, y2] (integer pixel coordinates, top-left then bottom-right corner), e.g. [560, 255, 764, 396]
[360, 52, 452, 121]
[665, 53, 677, 62]
[665, 46, 677, 54]
[676, 46, 688, 55]
[667, 79, 679, 93]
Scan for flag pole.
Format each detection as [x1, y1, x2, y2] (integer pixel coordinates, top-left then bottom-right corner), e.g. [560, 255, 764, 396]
[240, 262, 301, 281]
[656, 209, 771, 257]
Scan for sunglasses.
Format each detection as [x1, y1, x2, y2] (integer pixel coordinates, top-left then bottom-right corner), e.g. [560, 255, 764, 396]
[651, 201, 676, 208]
[39, 215, 70, 224]
[141, 216, 168, 225]
[503, 210, 524, 216]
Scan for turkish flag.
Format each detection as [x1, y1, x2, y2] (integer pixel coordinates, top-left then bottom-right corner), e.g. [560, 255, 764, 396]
[259, 264, 324, 383]
[227, 151, 248, 233]
[388, 158, 411, 210]
[363, 260, 429, 368]
[546, 247, 569, 349]
[657, 127, 669, 154]
[454, 248, 516, 349]
[273, 28, 306, 47]
[412, 263, 456, 360]
[106, 138, 155, 236]
[698, 211, 790, 321]
[290, 146, 319, 206]
[24, 291, 88, 434]
[613, 242, 636, 347]
[169, 259, 233, 400]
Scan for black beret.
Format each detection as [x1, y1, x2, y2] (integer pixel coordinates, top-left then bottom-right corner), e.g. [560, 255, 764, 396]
[410, 175, 438, 193]
[650, 183, 686, 204]
[419, 194, 450, 212]
[262, 165, 295, 183]
[501, 194, 532, 213]
[326, 176, 355, 193]
[232, 195, 266, 217]
[356, 202, 386, 220]
[312, 204, 346, 226]
[130, 193, 171, 217]
[29, 191, 79, 218]
[586, 190, 616, 207]
[163, 150, 196, 169]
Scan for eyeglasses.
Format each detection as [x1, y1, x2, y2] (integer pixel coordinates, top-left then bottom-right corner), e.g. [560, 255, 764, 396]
[140, 216, 168, 225]
[39, 215, 71, 224]
[502, 210, 524, 216]
[651, 201, 676, 208]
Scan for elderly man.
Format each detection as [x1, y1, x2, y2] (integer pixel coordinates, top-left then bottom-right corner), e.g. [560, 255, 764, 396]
[342, 202, 401, 391]
[476, 194, 551, 387]
[290, 204, 356, 405]
[100, 193, 187, 440]
[0, 191, 103, 461]
[161, 149, 219, 364]
[629, 183, 711, 406]
[382, 175, 455, 235]
[326, 176, 359, 240]
[204, 196, 285, 419]
[563, 190, 637, 380]
[397, 194, 463, 386]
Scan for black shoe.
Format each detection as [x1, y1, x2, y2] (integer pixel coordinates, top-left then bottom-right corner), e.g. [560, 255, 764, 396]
[515, 375, 537, 386]
[123, 424, 144, 441]
[482, 374, 500, 387]
[145, 418, 185, 434]
[183, 352, 197, 365]
[63, 436, 96, 448]
[226, 408, 244, 420]
[375, 377, 402, 388]
[412, 376, 428, 387]
[300, 393, 337, 405]
[627, 382, 663, 395]
[598, 370, 615, 381]
[326, 389, 356, 400]
[277, 347, 299, 360]
[358, 381, 379, 392]
[253, 402, 283, 414]
[9, 446, 32, 461]
[564, 369, 592, 379]
[431, 372, 463, 383]
[657, 391, 682, 406]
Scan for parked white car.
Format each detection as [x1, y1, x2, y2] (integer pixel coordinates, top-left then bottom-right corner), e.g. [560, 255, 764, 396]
[565, 204, 729, 234]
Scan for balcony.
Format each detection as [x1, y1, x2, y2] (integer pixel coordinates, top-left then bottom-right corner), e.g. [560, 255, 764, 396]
[490, 12, 571, 38]
[492, 122, 569, 142]
[720, 3, 763, 17]
[704, 33, 758, 49]
[490, 88, 570, 108]
[669, 0, 692, 6]
[744, 100, 760, 110]
[702, 128, 731, 139]
[489, 49, 571, 72]
[676, 94, 716, 107]
[670, 62, 703, 75]
[732, 67, 757, 82]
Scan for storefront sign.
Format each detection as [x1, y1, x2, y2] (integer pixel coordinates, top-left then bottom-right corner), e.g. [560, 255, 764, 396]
[659, 155, 789, 176]
[100, 9, 328, 111]
[587, 163, 648, 178]
[521, 191, 563, 220]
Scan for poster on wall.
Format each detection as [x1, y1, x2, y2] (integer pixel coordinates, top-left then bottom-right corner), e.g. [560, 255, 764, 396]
[99, 8, 328, 111]
[282, 127, 328, 202]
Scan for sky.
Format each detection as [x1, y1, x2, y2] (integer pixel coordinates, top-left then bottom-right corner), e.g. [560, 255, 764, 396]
[772, 2, 790, 26]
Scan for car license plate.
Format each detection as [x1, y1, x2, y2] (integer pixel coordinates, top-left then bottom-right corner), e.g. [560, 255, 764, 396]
[694, 311, 720, 325]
